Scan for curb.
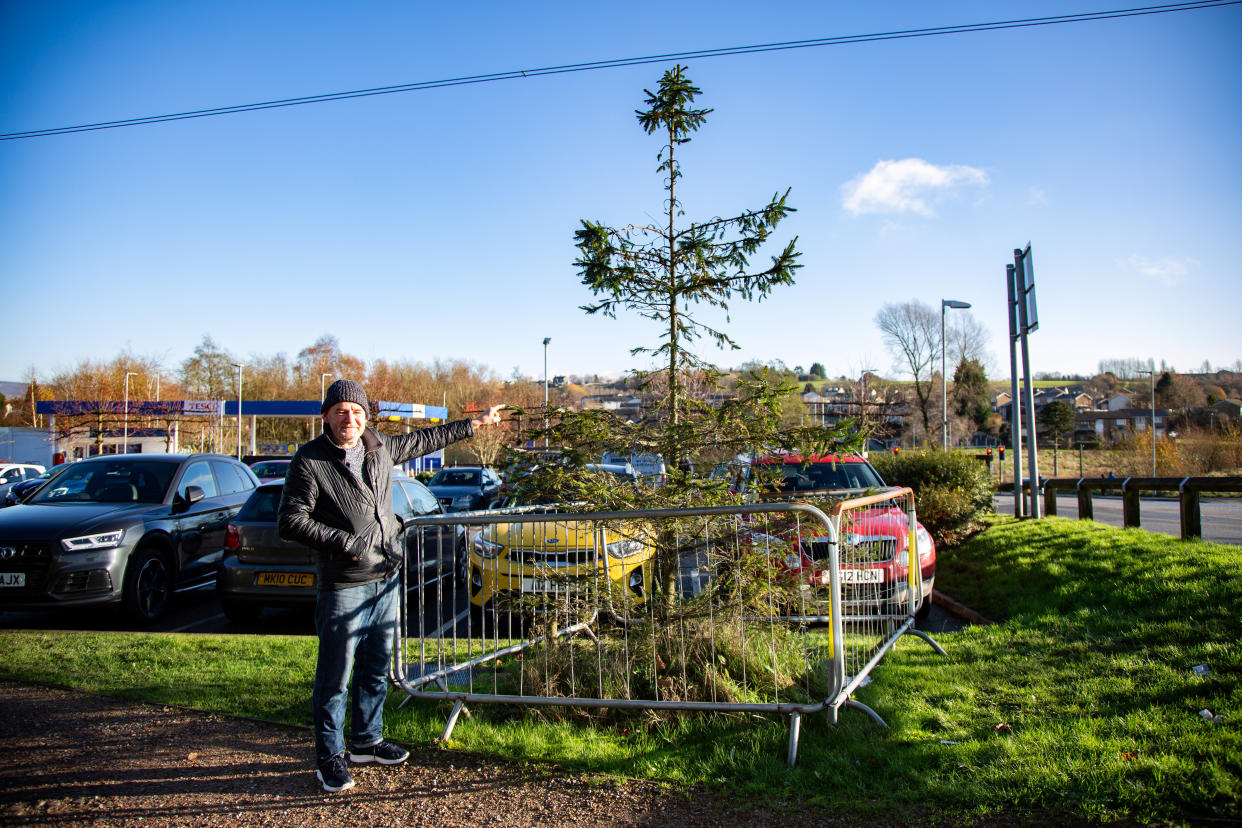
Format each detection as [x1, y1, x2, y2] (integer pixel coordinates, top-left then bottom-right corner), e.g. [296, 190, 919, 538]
[931, 590, 994, 625]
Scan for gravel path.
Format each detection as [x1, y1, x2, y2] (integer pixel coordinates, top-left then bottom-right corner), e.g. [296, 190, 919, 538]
[0, 680, 1160, 827]
[0, 680, 856, 828]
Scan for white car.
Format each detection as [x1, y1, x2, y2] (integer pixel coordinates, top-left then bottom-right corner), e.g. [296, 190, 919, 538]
[601, 452, 666, 486]
[0, 463, 46, 505]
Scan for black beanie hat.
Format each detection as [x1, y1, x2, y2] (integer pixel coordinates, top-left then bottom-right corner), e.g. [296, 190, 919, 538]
[321, 379, 369, 414]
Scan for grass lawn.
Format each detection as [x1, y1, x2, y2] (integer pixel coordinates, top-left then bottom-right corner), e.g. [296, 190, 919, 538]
[2, 516, 1238, 823]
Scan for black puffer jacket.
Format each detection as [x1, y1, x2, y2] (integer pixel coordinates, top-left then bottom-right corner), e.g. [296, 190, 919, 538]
[277, 420, 474, 590]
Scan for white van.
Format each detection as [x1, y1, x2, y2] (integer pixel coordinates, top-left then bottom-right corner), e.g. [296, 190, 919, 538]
[601, 452, 666, 486]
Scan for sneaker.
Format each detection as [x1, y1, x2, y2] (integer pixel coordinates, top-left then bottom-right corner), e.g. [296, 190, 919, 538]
[349, 739, 409, 765]
[316, 753, 355, 793]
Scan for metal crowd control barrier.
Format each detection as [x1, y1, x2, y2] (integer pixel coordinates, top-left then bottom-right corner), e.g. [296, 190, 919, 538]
[391, 489, 945, 767]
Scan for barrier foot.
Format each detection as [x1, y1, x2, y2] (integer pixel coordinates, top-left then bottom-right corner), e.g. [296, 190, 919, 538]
[844, 697, 888, 728]
[441, 699, 466, 743]
[903, 628, 948, 657]
[786, 712, 802, 768]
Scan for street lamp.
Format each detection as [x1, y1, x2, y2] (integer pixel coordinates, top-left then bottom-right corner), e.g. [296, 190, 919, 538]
[231, 363, 245, 461]
[320, 373, 332, 402]
[940, 299, 971, 450]
[542, 338, 551, 448]
[123, 372, 138, 454]
[1137, 361, 1157, 477]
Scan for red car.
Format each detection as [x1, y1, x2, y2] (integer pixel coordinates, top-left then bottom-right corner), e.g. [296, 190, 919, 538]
[737, 453, 935, 619]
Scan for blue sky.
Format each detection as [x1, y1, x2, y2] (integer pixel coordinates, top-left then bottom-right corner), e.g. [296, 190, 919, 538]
[2, 1, 1239, 389]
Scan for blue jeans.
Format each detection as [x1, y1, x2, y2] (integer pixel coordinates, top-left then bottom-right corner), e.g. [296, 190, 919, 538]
[312, 572, 399, 764]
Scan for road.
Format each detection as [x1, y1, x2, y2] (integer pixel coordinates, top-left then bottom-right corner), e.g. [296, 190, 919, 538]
[991, 493, 1242, 545]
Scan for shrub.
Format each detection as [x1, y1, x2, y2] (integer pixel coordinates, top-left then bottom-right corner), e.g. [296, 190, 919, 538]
[869, 450, 994, 547]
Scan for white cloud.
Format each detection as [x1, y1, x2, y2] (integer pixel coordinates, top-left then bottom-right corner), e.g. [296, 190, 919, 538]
[1121, 254, 1199, 286]
[1027, 186, 1049, 207]
[841, 158, 989, 216]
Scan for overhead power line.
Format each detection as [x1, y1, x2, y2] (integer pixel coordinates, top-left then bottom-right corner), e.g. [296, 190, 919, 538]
[3, 0, 1237, 141]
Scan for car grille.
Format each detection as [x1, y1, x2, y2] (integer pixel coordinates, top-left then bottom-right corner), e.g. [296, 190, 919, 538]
[801, 537, 897, 564]
[0, 541, 53, 600]
[839, 581, 900, 611]
[513, 548, 598, 567]
[0, 541, 52, 561]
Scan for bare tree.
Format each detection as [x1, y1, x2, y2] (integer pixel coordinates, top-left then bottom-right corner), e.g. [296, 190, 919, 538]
[1098, 358, 1152, 381]
[875, 301, 940, 439]
[944, 312, 992, 374]
[461, 416, 511, 467]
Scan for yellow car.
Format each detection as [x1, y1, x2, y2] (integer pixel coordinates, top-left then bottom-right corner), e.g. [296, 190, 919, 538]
[468, 514, 653, 629]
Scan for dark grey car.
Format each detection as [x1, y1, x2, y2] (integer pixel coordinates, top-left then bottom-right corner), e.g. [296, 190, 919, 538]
[0, 454, 258, 623]
[215, 475, 465, 623]
[426, 466, 501, 512]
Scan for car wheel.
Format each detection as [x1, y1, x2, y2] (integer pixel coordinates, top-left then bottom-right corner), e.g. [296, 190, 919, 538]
[454, 540, 468, 587]
[124, 547, 173, 624]
[222, 599, 264, 624]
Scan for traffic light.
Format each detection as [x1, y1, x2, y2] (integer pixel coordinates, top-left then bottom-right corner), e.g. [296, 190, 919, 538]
[893, 446, 900, 455]
[999, 446, 1006, 461]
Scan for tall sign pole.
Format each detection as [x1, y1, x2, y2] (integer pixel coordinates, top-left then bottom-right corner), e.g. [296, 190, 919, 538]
[1013, 245, 1041, 518]
[1006, 264, 1024, 517]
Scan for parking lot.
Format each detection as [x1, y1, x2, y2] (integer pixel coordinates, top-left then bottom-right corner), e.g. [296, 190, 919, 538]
[0, 575, 966, 636]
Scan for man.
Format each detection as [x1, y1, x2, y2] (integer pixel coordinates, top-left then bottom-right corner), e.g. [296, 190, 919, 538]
[278, 379, 503, 792]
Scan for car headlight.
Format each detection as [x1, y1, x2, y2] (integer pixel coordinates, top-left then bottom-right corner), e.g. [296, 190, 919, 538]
[472, 537, 504, 559]
[605, 538, 645, 559]
[915, 526, 933, 560]
[62, 530, 125, 552]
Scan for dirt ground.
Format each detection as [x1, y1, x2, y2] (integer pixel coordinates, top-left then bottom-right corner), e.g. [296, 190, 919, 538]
[0, 680, 884, 827]
[0, 680, 1180, 828]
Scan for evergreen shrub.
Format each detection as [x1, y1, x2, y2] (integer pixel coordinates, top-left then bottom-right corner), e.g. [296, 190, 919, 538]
[870, 450, 994, 547]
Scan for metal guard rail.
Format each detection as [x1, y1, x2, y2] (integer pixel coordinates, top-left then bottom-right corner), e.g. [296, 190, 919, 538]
[1002, 476, 1242, 538]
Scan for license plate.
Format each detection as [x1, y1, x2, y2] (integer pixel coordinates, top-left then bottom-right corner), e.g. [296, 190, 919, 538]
[840, 568, 883, 584]
[520, 577, 577, 594]
[256, 572, 314, 588]
[0, 572, 25, 588]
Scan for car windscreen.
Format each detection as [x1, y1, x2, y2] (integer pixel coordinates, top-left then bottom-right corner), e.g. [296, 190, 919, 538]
[777, 461, 882, 492]
[28, 460, 179, 504]
[237, 486, 283, 522]
[250, 461, 289, 479]
[32, 463, 71, 482]
[430, 469, 481, 486]
[400, 480, 442, 515]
